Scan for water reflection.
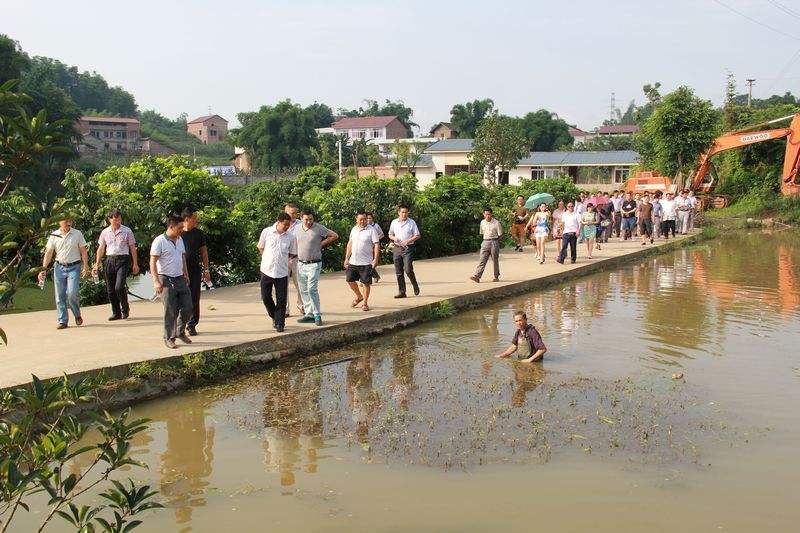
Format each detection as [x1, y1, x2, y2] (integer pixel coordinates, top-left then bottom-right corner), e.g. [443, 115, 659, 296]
[158, 403, 215, 523]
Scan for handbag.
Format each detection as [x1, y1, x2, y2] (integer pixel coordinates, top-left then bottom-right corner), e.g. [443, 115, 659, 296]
[600, 220, 611, 227]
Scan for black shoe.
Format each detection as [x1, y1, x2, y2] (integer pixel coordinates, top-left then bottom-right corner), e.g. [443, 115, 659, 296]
[56, 323, 67, 330]
[394, 293, 407, 299]
[571, 260, 576, 264]
[177, 334, 192, 344]
[188, 326, 198, 336]
[76, 316, 83, 326]
[556, 259, 564, 264]
[413, 286, 420, 296]
[275, 325, 285, 333]
[164, 338, 178, 349]
[108, 315, 121, 321]
[121, 312, 129, 319]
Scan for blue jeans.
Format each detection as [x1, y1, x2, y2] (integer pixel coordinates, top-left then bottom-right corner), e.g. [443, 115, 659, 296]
[54, 262, 81, 325]
[298, 261, 322, 316]
[622, 217, 637, 236]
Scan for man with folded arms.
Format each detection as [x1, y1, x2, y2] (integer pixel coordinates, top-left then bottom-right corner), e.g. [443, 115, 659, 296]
[388, 204, 421, 298]
[150, 214, 193, 349]
[93, 209, 139, 320]
[295, 209, 338, 326]
[38, 218, 89, 329]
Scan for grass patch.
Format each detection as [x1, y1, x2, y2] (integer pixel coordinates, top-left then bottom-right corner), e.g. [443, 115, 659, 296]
[422, 300, 456, 321]
[0, 282, 55, 314]
[706, 189, 800, 225]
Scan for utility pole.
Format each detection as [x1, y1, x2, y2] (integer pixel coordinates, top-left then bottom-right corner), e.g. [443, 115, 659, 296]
[745, 79, 756, 107]
[609, 92, 616, 123]
[337, 138, 343, 179]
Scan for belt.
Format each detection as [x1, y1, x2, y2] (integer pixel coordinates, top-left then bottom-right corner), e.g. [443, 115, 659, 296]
[483, 237, 500, 241]
[299, 259, 322, 264]
[106, 254, 130, 258]
[56, 260, 81, 267]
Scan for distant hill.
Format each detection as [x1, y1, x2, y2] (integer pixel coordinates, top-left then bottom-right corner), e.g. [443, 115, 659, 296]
[139, 110, 233, 163]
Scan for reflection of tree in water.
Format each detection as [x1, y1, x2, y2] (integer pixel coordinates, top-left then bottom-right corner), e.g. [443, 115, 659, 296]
[158, 399, 215, 524]
[346, 356, 381, 444]
[261, 368, 323, 486]
[510, 362, 546, 408]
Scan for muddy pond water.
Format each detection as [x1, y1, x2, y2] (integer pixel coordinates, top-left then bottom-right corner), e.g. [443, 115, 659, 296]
[20, 230, 800, 532]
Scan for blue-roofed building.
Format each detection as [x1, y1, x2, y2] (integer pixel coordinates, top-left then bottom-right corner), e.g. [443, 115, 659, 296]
[413, 140, 639, 191]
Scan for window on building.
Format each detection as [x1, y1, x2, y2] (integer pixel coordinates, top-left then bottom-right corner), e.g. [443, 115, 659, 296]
[531, 167, 545, 180]
[435, 172, 443, 179]
[210, 129, 217, 136]
[103, 131, 109, 138]
[121, 132, 127, 139]
[117, 143, 123, 150]
[531, 167, 562, 180]
[497, 171, 509, 185]
[575, 166, 613, 184]
[372, 129, 381, 138]
[614, 168, 630, 183]
[103, 143, 109, 150]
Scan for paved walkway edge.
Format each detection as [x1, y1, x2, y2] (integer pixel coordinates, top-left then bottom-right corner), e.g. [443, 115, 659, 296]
[3, 233, 704, 407]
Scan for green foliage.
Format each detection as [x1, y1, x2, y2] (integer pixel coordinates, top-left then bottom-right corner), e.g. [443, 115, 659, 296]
[513, 109, 573, 151]
[0, 375, 162, 531]
[306, 102, 335, 128]
[387, 140, 430, 176]
[231, 100, 318, 171]
[0, 34, 30, 84]
[78, 278, 108, 307]
[706, 187, 800, 225]
[636, 86, 720, 180]
[421, 300, 456, 321]
[470, 114, 529, 183]
[181, 350, 246, 382]
[450, 99, 495, 138]
[567, 135, 635, 151]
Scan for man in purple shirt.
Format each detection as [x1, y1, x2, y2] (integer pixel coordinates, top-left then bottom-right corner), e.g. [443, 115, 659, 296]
[93, 209, 140, 320]
[496, 310, 547, 363]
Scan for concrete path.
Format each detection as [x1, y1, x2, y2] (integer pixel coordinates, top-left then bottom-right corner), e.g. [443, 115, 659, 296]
[0, 235, 691, 389]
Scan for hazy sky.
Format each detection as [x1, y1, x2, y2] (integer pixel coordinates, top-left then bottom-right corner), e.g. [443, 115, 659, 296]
[3, 0, 799, 132]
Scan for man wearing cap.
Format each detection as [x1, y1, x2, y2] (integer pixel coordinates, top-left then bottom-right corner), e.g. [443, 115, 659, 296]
[38, 219, 89, 329]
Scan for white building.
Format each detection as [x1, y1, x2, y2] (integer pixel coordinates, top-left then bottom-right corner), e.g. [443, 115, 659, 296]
[412, 139, 639, 191]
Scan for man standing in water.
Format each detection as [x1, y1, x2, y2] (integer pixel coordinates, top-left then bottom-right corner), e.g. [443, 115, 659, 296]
[388, 204, 421, 298]
[181, 207, 211, 336]
[496, 310, 547, 363]
[93, 209, 139, 320]
[38, 218, 89, 329]
[470, 208, 502, 283]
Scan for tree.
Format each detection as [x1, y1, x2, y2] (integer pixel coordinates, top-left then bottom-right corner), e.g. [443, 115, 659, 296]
[514, 109, 573, 151]
[470, 114, 528, 184]
[450, 98, 494, 138]
[306, 102, 335, 128]
[339, 99, 416, 136]
[230, 100, 318, 171]
[567, 135, 635, 151]
[0, 34, 30, 85]
[635, 86, 720, 187]
[635, 82, 662, 124]
[0, 375, 162, 532]
[388, 140, 429, 176]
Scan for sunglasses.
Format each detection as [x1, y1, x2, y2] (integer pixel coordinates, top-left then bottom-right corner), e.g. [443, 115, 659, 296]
[567, 204, 574, 208]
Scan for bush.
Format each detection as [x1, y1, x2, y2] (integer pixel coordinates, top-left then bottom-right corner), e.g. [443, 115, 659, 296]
[78, 278, 108, 306]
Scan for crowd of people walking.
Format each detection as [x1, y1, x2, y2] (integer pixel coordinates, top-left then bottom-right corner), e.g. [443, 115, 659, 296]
[36, 188, 696, 348]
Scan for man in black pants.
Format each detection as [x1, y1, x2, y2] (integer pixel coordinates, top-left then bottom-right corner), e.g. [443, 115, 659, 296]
[257, 212, 296, 333]
[93, 209, 140, 320]
[387, 204, 421, 298]
[181, 206, 210, 336]
[557, 201, 581, 264]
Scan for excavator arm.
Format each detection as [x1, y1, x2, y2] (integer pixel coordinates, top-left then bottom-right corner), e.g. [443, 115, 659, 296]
[691, 113, 800, 197]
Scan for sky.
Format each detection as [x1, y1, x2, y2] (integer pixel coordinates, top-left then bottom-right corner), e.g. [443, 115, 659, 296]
[3, 0, 799, 132]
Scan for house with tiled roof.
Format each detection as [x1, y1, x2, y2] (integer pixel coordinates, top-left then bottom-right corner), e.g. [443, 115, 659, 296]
[331, 115, 408, 143]
[597, 124, 639, 136]
[187, 114, 228, 144]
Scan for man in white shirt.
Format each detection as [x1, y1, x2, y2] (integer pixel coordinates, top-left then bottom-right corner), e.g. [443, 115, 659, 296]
[258, 212, 297, 332]
[345, 211, 380, 312]
[660, 192, 678, 238]
[150, 214, 193, 348]
[38, 219, 89, 329]
[284, 203, 304, 317]
[470, 208, 503, 282]
[557, 201, 582, 264]
[611, 190, 625, 238]
[388, 204, 421, 298]
[675, 189, 691, 234]
[575, 191, 588, 243]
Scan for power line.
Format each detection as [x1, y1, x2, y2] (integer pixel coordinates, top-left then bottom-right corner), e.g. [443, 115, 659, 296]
[767, 0, 800, 20]
[767, 47, 800, 92]
[711, 0, 800, 41]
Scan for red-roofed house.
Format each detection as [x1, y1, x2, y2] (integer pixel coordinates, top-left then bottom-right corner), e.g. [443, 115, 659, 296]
[331, 115, 408, 143]
[77, 116, 140, 153]
[568, 127, 593, 145]
[597, 124, 639, 136]
[187, 114, 228, 144]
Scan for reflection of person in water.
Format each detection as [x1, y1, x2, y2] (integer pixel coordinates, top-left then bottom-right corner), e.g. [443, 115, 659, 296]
[346, 356, 380, 444]
[262, 369, 301, 487]
[158, 400, 215, 524]
[496, 310, 547, 363]
[510, 362, 546, 408]
[389, 343, 418, 412]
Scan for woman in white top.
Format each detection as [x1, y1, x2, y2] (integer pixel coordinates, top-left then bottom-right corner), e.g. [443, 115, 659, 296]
[525, 203, 551, 264]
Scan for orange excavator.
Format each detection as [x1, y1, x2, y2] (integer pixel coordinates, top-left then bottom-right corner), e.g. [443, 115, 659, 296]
[627, 113, 800, 207]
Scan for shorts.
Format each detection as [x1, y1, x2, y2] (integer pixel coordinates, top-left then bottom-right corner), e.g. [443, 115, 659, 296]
[345, 264, 373, 285]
